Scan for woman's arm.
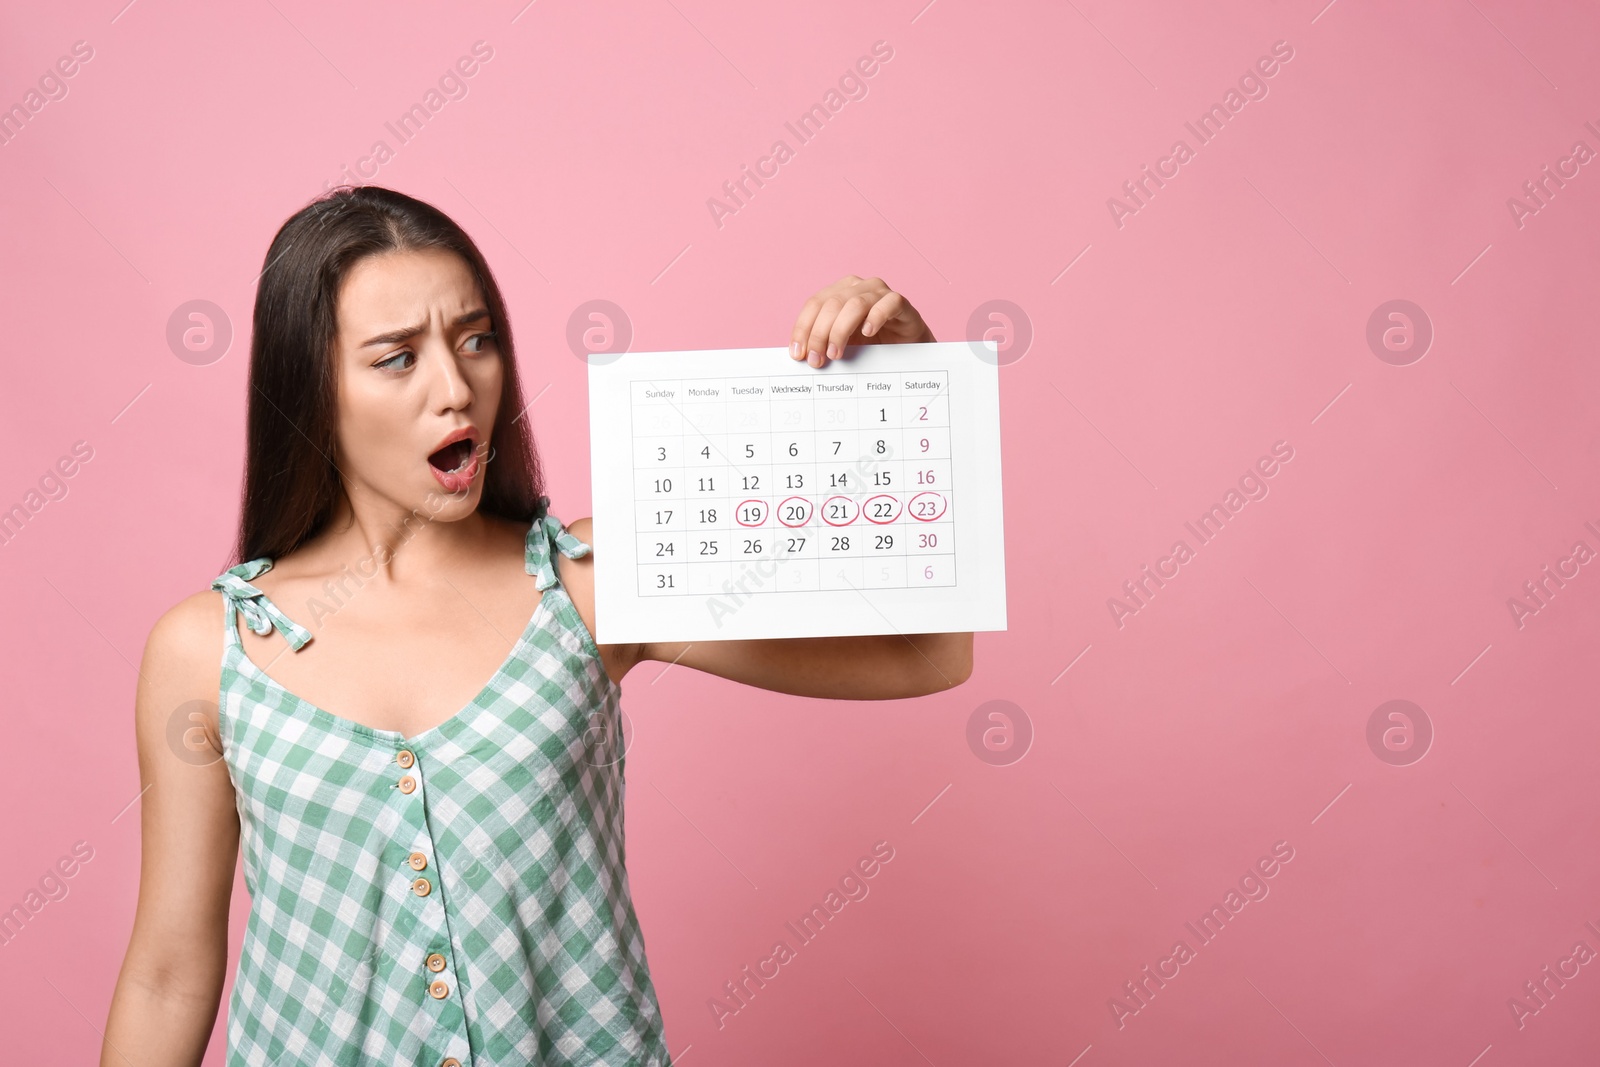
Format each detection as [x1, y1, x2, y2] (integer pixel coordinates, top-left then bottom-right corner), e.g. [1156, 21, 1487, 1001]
[567, 274, 975, 699]
[101, 592, 242, 1066]
[639, 630, 972, 699]
[560, 524, 973, 697]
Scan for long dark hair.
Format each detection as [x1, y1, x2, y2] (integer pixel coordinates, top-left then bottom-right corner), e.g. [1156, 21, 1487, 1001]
[232, 185, 545, 565]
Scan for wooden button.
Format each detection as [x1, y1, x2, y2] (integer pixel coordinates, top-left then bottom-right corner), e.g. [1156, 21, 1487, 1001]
[429, 979, 449, 999]
[412, 877, 432, 897]
[426, 952, 447, 973]
[396, 748, 416, 768]
[408, 851, 428, 871]
[441, 1057, 462, 1066]
[398, 775, 416, 794]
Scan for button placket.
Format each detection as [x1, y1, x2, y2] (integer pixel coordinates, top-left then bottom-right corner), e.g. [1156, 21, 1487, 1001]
[394, 744, 469, 1063]
[397, 750, 435, 901]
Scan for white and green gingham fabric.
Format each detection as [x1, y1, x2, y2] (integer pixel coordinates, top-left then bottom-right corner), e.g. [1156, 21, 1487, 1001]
[210, 499, 672, 1066]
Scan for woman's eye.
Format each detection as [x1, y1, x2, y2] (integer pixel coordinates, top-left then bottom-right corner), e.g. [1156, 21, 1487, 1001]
[375, 351, 414, 371]
[465, 331, 497, 355]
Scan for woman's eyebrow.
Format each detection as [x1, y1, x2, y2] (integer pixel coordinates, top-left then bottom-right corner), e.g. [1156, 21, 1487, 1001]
[361, 308, 491, 347]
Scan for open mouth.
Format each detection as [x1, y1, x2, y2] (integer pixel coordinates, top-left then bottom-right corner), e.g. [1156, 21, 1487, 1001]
[428, 439, 475, 473]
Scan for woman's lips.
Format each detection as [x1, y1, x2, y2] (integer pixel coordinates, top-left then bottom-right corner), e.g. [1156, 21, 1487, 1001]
[429, 441, 481, 494]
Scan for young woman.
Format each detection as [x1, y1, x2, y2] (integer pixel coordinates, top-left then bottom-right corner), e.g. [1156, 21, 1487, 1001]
[101, 186, 972, 1067]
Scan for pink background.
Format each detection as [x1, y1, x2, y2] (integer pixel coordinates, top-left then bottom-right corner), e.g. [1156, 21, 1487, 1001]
[3, 1, 1599, 1063]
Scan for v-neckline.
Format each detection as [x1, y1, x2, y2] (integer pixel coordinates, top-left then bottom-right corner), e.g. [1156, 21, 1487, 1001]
[227, 590, 555, 745]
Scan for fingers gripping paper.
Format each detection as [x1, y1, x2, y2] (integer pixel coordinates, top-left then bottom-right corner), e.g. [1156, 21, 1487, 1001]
[587, 342, 1007, 643]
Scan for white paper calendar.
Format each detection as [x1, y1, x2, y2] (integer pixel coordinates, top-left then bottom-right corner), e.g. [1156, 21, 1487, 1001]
[586, 341, 1006, 643]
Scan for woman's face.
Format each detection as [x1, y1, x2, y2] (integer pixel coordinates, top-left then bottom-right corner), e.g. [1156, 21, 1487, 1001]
[331, 247, 502, 522]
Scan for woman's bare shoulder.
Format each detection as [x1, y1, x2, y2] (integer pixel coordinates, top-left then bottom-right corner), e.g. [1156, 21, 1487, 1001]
[149, 588, 226, 657]
[138, 588, 227, 717]
[562, 515, 595, 550]
[551, 516, 641, 683]
[555, 516, 597, 612]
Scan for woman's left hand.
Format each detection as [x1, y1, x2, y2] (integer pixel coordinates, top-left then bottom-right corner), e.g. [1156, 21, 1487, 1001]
[790, 275, 936, 368]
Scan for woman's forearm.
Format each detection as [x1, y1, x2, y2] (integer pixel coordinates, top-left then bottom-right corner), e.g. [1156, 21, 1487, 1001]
[635, 628, 974, 699]
[101, 951, 225, 1067]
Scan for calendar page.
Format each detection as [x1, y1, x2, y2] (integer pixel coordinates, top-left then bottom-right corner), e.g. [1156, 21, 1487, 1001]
[586, 341, 1007, 644]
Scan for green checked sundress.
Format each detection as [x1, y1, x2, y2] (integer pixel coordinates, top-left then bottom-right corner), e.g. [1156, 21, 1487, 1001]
[209, 499, 672, 1067]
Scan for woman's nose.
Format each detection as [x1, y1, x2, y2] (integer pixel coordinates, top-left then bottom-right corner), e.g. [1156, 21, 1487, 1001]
[428, 343, 473, 410]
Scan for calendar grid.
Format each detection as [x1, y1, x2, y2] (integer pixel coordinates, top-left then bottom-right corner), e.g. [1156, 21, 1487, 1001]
[629, 370, 956, 599]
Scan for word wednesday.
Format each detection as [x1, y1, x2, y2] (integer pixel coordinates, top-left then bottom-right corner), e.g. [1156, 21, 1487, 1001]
[1109, 841, 1296, 1029]
[1108, 440, 1295, 629]
[1107, 39, 1296, 229]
